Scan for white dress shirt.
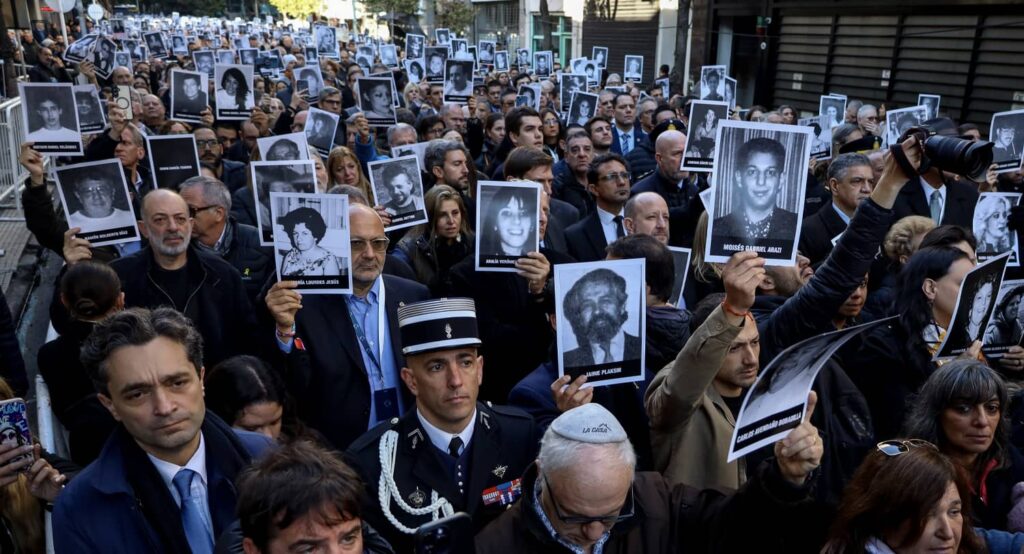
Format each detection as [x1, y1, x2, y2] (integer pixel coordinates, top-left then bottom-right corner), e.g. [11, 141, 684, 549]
[596, 207, 625, 246]
[589, 328, 625, 364]
[417, 409, 477, 456]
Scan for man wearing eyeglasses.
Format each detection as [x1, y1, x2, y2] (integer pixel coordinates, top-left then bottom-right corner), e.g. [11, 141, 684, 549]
[264, 203, 431, 450]
[565, 153, 632, 262]
[477, 402, 824, 553]
[193, 125, 246, 192]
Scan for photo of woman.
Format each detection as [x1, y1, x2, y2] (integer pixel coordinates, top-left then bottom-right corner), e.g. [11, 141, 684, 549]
[475, 181, 540, 271]
[358, 78, 396, 126]
[278, 207, 341, 277]
[974, 193, 1020, 264]
[215, 66, 254, 118]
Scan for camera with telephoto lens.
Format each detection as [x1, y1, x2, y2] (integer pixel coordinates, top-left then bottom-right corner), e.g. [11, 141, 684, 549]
[898, 125, 993, 181]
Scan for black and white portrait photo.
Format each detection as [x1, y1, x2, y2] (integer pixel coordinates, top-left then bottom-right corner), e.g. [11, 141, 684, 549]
[143, 31, 168, 59]
[435, 28, 451, 46]
[193, 50, 215, 77]
[146, 134, 201, 189]
[380, 44, 398, 67]
[818, 95, 846, 130]
[554, 258, 647, 387]
[270, 192, 352, 294]
[64, 34, 96, 63]
[884, 105, 929, 149]
[73, 84, 106, 134]
[728, 319, 884, 461]
[516, 84, 541, 110]
[935, 253, 1011, 360]
[171, 34, 188, 55]
[251, 160, 318, 244]
[406, 34, 425, 60]
[623, 55, 643, 82]
[294, 65, 324, 99]
[974, 192, 1021, 266]
[982, 280, 1024, 360]
[450, 39, 471, 61]
[303, 46, 318, 63]
[239, 48, 258, 66]
[990, 110, 1024, 173]
[682, 100, 729, 171]
[559, 73, 587, 112]
[405, 59, 425, 84]
[569, 92, 599, 127]
[169, 69, 209, 124]
[443, 59, 475, 103]
[800, 117, 832, 161]
[667, 247, 692, 307]
[257, 132, 310, 162]
[724, 77, 737, 110]
[516, 48, 531, 69]
[355, 45, 374, 71]
[368, 155, 428, 231]
[700, 65, 727, 101]
[216, 49, 235, 65]
[919, 94, 941, 121]
[705, 121, 813, 265]
[655, 77, 670, 100]
[475, 181, 540, 271]
[478, 40, 495, 64]
[53, 159, 139, 246]
[425, 46, 448, 84]
[125, 39, 145, 61]
[114, 51, 131, 70]
[357, 77, 397, 127]
[592, 46, 608, 69]
[315, 25, 338, 58]
[304, 107, 340, 157]
[215, 64, 255, 120]
[19, 82, 82, 155]
[534, 51, 553, 77]
[92, 37, 116, 80]
[494, 50, 509, 72]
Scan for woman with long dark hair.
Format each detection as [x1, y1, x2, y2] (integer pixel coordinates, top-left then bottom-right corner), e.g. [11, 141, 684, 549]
[840, 246, 975, 440]
[394, 185, 474, 293]
[204, 355, 312, 444]
[824, 442, 984, 553]
[903, 360, 1024, 531]
[540, 108, 563, 161]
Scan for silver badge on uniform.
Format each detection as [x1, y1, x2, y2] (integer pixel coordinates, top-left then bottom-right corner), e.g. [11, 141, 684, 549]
[409, 487, 426, 508]
[492, 464, 507, 478]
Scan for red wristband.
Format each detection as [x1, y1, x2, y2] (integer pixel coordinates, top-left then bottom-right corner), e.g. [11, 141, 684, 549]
[721, 300, 748, 318]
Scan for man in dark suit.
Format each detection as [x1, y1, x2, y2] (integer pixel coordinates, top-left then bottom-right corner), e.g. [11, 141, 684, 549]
[54, 308, 272, 553]
[891, 118, 980, 228]
[565, 153, 631, 262]
[562, 267, 642, 369]
[799, 153, 874, 266]
[348, 298, 538, 553]
[264, 204, 431, 449]
[712, 137, 799, 245]
[609, 93, 647, 156]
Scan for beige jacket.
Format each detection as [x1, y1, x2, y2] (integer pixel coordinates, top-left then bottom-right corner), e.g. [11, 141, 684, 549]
[644, 305, 746, 490]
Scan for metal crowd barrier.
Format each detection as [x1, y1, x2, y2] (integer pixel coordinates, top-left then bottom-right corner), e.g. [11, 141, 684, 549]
[36, 323, 67, 554]
[0, 96, 26, 219]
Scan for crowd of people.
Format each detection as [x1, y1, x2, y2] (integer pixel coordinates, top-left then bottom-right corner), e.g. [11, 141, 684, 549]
[2, 10, 1024, 554]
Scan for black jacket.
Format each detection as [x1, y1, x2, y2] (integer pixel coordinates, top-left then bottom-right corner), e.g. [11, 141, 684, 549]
[219, 159, 248, 192]
[893, 176, 979, 228]
[110, 245, 258, 368]
[447, 248, 573, 403]
[553, 170, 594, 219]
[37, 319, 117, 466]
[631, 171, 701, 247]
[565, 211, 610, 263]
[28, 61, 72, 83]
[799, 203, 848, 267]
[625, 137, 657, 182]
[646, 305, 692, 374]
[220, 219, 274, 303]
[348, 402, 538, 554]
[274, 275, 430, 450]
[0, 287, 25, 397]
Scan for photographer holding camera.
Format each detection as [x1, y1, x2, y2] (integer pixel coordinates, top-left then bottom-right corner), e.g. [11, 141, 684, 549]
[890, 117, 992, 228]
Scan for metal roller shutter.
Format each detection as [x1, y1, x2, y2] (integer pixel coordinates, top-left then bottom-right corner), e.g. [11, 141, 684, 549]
[582, 0, 659, 84]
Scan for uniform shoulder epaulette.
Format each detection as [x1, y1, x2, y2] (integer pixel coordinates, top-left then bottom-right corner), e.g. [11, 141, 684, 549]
[485, 401, 533, 420]
[347, 417, 401, 453]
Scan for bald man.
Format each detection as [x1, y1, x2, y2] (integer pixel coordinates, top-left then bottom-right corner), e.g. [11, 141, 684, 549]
[109, 189, 258, 367]
[624, 192, 670, 244]
[264, 203, 431, 449]
[631, 129, 700, 246]
[111, 66, 133, 87]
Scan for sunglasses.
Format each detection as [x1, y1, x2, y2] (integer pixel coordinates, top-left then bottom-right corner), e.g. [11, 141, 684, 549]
[876, 439, 937, 457]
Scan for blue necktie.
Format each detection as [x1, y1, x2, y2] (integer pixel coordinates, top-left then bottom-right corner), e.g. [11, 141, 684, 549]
[172, 469, 213, 554]
[621, 132, 631, 154]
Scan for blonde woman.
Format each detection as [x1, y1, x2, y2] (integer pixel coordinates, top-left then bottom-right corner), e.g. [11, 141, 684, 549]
[394, 185, 474, 292]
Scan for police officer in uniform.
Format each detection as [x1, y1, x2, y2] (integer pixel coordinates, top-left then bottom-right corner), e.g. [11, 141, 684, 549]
[348, 297, 539, 553]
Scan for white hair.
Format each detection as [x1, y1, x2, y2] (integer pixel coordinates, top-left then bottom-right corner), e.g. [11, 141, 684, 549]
[537, 426, 636, 475]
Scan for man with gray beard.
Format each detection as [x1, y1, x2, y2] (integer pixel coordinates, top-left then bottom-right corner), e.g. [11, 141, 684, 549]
[109, 189, 258, 367]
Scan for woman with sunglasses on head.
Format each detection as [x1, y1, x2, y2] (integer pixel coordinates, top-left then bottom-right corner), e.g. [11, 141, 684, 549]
[539, 108, 563, 162]
[903, 360, 1024, 532]
[839, 245, 976, 441]
[824, 439, 986, 553]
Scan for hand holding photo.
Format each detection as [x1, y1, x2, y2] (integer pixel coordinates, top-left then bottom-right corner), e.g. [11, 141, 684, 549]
[368, 155, 428, 231]
[214, 64, 255, 120]
[270, 192, 352, 294]
[357, 77, 398, 126]
[475, 181, 541, 271]
[169, 69, 209, 124]
[20, 82, 82, 155]
[53, 159, 140, 246]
